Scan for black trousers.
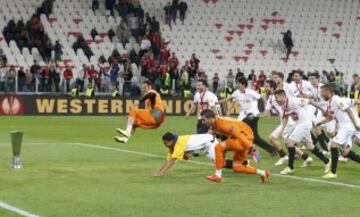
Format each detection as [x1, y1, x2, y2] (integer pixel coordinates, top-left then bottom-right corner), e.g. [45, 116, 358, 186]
[243, 117, 277, 155]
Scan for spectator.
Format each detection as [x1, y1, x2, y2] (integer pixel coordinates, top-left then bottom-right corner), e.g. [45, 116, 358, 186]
[18, 67, 26, 91]
[110, 63, 120, 87]
[226, 69, 235, 89]
[116, 20, 130, 47]
[76, 64, 87, 92]
[178, 1, 188, 25]
[350, 74, 359, 98]
[108, 28, 115, 41]
[105, 0, 116, 16]
[43, 40, 53, 63]
[130, 82, 141, 97]
[171, 0, 179, 24]
[54, 40, 63, 62]
[49, 65, 60, 92]
[282, 30, 294, 60]
[151, 17, 160, 33]
[92, 0, 99, 13]
[90, 27, 98, 41]
[73, 35, 93, 59]
[63, 66, 73, 92]
[235, 68, 244, 80]
[320, 70, 329, 84]
[189, 53, 200, 77]
[87, 64, 98, 85]
[111, 84, 120, 97]
[258, 70, 266, 85]
[0, 66, 7, 91]
[123, 62, 133, 96]
[85, 83, 95, 97]
[164, 2, 172, 29]
[179, 65, 189, 90]
[6, 66, 16, 91]
[40, 65, 50, 92]
[115, 0, 130, 22]
[140, 36, 151, 57]
[0, 49, 7, 67]
[128, 13, 139, 40]
[25, 69, 34, 92]
[212, 72, 219, 93]
[169, 52, 179, 69]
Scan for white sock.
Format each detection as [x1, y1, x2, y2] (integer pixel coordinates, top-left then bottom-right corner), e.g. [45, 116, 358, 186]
[256, 169, 265, 176]
[125, 124, 132, 134]
[215, 169, 222, 177]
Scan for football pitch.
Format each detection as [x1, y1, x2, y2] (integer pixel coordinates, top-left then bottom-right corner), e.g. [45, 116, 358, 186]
[0, 116, 359, 217]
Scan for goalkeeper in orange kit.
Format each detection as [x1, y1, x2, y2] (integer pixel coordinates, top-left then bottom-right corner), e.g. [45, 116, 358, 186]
[200, 109, 270, 183]
[115, 80, 165, 143]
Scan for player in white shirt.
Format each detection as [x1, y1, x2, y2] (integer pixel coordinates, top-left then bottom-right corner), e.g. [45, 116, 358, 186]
[260, 80, 314, 167]
[290, 70, 314, 98]
[186, 79, 220, 133]
[272, 71, 297, 98]
[315, 85, 360, 178]
[273, 89, 331, 175]
[154, 133, 218, 176]
[308, 72, 335, 153]
[219, 77, 277, 156]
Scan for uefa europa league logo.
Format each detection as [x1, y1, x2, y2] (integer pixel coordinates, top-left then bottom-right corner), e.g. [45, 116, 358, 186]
[0, 96, 24, 115]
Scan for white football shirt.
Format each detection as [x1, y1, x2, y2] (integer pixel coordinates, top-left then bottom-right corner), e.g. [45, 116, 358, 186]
[232, 88, 261, 120]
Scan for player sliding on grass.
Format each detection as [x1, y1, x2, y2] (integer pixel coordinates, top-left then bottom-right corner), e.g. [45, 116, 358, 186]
[153, 133, 218, 176]
[115, 80, 165, 143]
[200, 109, 271, 183]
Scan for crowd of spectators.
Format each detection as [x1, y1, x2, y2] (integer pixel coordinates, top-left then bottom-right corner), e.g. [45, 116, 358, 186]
[0, 0, 354, 99]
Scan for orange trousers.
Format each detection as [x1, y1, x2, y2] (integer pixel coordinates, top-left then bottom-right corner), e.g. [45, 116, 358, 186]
[215, 138, 257, 174]
[129, 108, 164, 129]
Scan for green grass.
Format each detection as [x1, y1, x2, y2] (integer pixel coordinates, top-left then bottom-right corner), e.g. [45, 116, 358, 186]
[0, 116, 359, 217]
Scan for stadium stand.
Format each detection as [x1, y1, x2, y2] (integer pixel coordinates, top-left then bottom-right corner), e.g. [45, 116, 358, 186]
[0, 0, 359, 93]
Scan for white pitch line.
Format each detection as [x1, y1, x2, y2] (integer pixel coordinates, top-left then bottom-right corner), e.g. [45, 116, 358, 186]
[68, 142, 360, 189]
[0, 201, 40, 217]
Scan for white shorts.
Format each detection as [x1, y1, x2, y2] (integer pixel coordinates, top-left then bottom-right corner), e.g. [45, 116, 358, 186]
[333, 125, 356, 148]
[288, 122, 312, 143]
[270, 119, 296, 139]
[314, 112, 336, 133]
[205, 138, 218, 161]
[324, 120, 336, 134]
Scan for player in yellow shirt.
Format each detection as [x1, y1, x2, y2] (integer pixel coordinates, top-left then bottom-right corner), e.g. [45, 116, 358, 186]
[153, 133, 218, 176]
[115, 80, 165, 143]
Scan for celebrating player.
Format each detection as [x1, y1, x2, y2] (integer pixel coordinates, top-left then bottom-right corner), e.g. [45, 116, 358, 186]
[153, 133, 218, 176]
[115, 80, 165, 143]
[200, 109, 271, 183]
[185, 79, 220, 133]
[218, 77, 277, 156]
[273, 89, 331, 175]
[316, 85, 360, 178]
[261, 79, 315, 167]
[308, 72, 334, 153]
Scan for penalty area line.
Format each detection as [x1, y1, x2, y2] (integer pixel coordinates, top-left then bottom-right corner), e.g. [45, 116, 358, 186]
[27, 142, 360, 189]
[0, 201, 40, 217]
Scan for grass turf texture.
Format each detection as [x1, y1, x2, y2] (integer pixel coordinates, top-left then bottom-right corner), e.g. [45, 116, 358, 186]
[0, 116, 359, 217]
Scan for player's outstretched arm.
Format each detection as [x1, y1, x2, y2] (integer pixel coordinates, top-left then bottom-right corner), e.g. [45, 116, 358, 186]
[217, 96, 233, 105]
[258, 110, 271, 118]
[346, 108, 360, 131]
[153, 158, 177, 177]
[309, 99, 326, 114]
[315, 116, 332, 127]
[185, 103, 196, 118]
